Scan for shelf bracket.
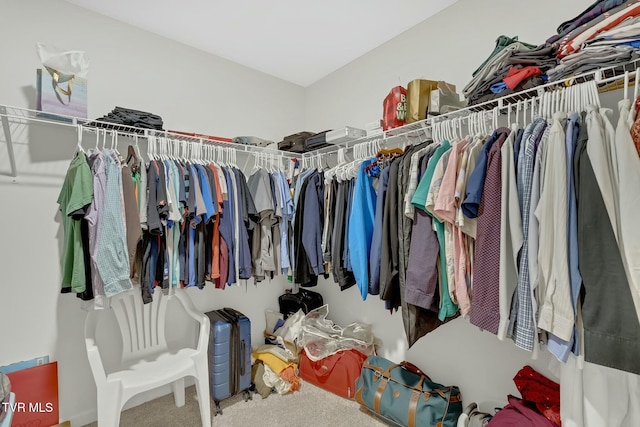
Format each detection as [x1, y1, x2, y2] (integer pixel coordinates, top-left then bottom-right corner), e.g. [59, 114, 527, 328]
[0, 106, 18, 180]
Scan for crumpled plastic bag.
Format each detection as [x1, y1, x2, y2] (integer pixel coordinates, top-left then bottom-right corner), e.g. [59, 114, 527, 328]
[300, 305, 376, 361]
[36, 42, 89, 77]
[269, 309, 306, 358]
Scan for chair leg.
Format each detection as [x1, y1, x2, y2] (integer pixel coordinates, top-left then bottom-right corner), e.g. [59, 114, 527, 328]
[194, 363, 212, 427]
[172, 377, 186, 407]
[97, 393, 122, 427]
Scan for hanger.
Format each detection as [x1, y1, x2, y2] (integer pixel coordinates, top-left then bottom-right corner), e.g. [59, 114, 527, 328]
[101, 128, 108, 151]
[128, 134, 141, 163]
[75, 125, 85, 155]
[147, 135, 153, 160]
[546, 91, 552, 119]
[591, 80, 601, 108]
[126, 142, 138, 167]
[531, 97, 536, 123]
[624, 71, 630, 101]
[109, 131, 116, 154]
[93, 128, 100, 151]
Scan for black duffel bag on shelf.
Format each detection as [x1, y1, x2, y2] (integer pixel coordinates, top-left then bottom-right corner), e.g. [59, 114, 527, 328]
[87, 106, 164, 132]
[278, 131, 314, 153]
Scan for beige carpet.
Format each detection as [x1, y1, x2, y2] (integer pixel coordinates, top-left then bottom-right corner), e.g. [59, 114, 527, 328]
[84, 381, 386, 427]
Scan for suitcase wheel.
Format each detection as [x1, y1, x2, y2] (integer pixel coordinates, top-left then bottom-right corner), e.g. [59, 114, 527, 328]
[214, 401, 222, 416]
[243, 390, 252, 402]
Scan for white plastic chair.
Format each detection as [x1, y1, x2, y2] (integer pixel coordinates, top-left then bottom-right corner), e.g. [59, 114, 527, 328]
[84, 288, 211, 427]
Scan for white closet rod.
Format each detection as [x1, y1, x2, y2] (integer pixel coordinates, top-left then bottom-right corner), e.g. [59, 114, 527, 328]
[0, 104, 297, 180]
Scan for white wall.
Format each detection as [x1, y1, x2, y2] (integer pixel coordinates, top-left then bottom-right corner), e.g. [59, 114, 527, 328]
[0, 0, 302, 425]
[305, 0, 594, 131]
[304, 0, 595, 409]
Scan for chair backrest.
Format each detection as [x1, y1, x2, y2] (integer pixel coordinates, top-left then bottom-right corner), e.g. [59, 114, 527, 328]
[111, 288, 169, 362]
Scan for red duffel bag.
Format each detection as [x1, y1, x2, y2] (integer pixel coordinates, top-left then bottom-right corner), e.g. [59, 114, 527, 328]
[299, 348, 368, 399]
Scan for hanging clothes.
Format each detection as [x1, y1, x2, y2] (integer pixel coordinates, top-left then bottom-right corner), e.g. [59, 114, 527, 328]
[369, 166, 390, 296]
[498, 126, 523, 340]
[577, 105, 640, 375]
[511, 118, 547, 352]
[331, 178, 356, 290]
[469, 127, 509, 335]
[96, 152, 133, 298]
[348, 158, 377, 300]
[405, 145, 440, 312]
[85, 150, 108, 308]
[614, 98, 640, 326]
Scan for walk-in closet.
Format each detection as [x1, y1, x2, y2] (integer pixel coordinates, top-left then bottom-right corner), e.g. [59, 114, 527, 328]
[1, 1, 639, 426]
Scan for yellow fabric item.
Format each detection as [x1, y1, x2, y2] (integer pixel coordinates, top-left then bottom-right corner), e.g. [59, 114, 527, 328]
[253, 351, 294, 375]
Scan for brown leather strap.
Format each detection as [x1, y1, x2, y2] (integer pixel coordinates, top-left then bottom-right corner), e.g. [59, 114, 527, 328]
[381, 363, 402, 378]
[373, 377, 389, 414]
[408, 389, 421, 427]
[407, 376, 424, 427]
[354, 384, 365, 405]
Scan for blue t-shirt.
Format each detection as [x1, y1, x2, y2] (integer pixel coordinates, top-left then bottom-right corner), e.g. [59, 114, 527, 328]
[461, 131, 499, 218]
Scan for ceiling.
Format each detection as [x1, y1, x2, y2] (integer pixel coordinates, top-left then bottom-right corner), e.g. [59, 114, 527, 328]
[65, 0, 459, 87]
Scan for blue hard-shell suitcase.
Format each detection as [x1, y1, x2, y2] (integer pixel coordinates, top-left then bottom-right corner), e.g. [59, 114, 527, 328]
[205, 307, 252, 415]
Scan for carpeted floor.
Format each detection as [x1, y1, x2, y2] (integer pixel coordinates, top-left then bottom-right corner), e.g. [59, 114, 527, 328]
[83, 381, 386, 427]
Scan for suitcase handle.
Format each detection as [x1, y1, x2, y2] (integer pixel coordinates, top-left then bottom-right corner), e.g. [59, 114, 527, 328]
[241, 340, 247, 376]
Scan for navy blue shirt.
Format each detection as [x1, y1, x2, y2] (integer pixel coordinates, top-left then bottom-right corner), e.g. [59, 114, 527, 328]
[369, 166, 391, 295]
[512, 128, 525, 175]
[461, 131, 499, 219]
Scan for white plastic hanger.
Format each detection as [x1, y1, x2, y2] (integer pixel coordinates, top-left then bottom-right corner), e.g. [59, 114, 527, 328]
[624, 71, 630, 101]
[531, 97, 536, 123]
[75, 125, 85, 154]
[592, 80, 602, 108]
[147, 135, 153, 160]
[94, 128, 100, 151]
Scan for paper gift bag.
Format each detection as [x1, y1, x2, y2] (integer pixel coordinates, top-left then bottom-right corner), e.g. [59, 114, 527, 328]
[35, 43, 89, 120]
[36, 67, 88, 120]
[406, 79, 438, 123]
[382, 86, 407, 131]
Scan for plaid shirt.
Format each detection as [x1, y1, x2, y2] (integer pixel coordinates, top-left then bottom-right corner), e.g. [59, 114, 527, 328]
[511, 118, 547, 351]
[96, 151, 133, 297]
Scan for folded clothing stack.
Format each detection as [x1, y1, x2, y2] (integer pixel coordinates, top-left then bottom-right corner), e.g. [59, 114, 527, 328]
[88, 106, 164, 132]
[546, 0, 640, 81]
[463, 36, 559, 105]
[548, 45, 639, 81]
